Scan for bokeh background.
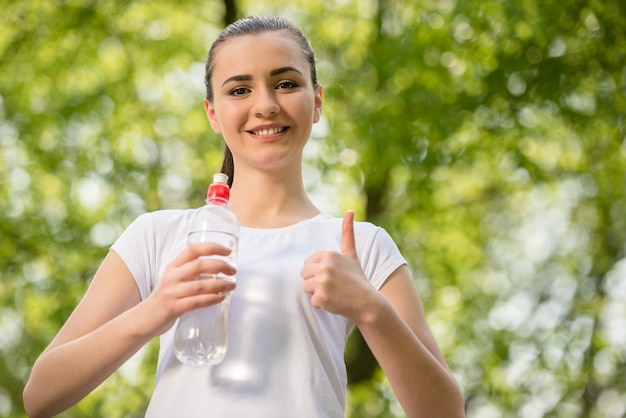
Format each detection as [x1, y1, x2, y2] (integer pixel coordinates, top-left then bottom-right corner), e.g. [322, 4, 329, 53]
[1, 0, 625, 417]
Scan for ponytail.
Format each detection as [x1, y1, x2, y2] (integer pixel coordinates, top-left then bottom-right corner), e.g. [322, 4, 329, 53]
[220, 146, 234, 187]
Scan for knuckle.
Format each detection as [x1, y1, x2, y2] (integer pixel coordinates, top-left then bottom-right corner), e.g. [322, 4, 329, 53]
[318, 264, 332, 277]
[186, 280, 203, 294]
[187, 243, 202, 256]
[314, 290, 328, 305]
[163, 298, 180, 315]
[317, 276, 331, 288]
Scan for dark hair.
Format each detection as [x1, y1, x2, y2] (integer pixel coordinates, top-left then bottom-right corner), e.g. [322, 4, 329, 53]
[204, 16, 318, 186]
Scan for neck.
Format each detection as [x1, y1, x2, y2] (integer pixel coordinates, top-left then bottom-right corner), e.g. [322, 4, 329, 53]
[227, 169, 320, 228]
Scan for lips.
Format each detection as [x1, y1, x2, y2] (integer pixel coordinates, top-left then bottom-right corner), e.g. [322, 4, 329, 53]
[249, 126, 288, 136]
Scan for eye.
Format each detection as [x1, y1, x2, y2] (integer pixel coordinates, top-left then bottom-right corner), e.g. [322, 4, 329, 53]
[276, 80, 298, 90]
[229, 87, 250, 96]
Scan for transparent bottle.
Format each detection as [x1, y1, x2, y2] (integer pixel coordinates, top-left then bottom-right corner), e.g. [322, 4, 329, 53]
[174, 173, 239, 366]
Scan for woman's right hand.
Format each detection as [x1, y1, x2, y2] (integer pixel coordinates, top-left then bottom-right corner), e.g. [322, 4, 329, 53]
[23, 243, 235, 418]
[141, 242, 237, 337]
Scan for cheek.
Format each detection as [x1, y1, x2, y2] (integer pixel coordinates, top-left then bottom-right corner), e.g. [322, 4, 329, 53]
[288, 97, 317, 123]
[209, 103, 242, 135]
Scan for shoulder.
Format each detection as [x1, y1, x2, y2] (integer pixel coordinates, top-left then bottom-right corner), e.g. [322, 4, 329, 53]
[114, 208, 197, 248]
[135, 208, 195, 223]
[127, 209, 195, 231]
[112, 209, 197, 290]
[310, 213, 381, 232]
[308, 213, 396, 254]
[315, 213, 387, 238]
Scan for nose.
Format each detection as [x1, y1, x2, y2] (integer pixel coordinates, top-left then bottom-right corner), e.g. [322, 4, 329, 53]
[252, 88, 280, 118]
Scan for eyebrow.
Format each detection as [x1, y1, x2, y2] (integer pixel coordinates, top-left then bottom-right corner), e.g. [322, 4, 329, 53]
[270, 66, 303, 77]
[221, 67, 304, 87]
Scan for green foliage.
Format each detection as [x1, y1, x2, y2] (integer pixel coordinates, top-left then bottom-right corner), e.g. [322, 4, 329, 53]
[1, 0, 226, 416]
[250, 0, 626, 416]
[2, 0, 625, 417]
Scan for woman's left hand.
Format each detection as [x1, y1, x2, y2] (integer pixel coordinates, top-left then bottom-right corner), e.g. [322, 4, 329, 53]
[301, 210, 378, 321]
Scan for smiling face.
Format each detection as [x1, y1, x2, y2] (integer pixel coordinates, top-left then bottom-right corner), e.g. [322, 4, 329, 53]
[204, 31, 322, 175]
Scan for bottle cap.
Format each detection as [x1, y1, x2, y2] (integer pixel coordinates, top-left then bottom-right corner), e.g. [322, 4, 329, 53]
[207, 173, 230, 203]
[213, 173, 228, 185]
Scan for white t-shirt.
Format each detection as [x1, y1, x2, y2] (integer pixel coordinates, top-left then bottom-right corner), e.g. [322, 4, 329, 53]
[112, 210, 406, 417]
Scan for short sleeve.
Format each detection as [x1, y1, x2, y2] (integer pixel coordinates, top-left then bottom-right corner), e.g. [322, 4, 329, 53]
[111, 213, 156, 300]
[360, 227, 407, 291]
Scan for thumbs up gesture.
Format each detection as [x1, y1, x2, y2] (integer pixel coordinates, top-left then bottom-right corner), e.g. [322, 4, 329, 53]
[340, 210, 358, 259]
[301, 211, 375, 320]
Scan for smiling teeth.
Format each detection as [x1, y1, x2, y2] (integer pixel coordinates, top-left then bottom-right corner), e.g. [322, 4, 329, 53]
[253, 127, 285, 135]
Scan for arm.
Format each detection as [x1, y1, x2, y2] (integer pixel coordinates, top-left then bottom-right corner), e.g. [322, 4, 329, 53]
[23, 250, 147, 418]
[302, 211, 465, 418]
[23, 244, 236, 418]
[360, 265, 465, 418]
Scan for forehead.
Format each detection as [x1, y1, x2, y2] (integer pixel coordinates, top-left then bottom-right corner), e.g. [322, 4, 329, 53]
[211, 31, 309, 77]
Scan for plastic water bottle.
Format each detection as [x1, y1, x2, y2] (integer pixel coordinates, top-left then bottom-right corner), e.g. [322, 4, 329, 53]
[174, 173, 239, 366]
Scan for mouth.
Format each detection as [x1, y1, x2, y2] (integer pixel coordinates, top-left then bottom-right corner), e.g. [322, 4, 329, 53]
[248, 126, 289, 136]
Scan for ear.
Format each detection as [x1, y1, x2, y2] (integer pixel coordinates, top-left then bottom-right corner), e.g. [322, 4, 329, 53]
[204, 98, 222, 134]
[313, 84, 323, 123]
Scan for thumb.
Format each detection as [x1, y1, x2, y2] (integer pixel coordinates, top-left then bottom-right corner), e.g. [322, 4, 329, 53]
[341, 210, 358, 258]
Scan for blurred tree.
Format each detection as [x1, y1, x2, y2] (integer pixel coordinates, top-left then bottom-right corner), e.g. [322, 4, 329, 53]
[1, 0, 625, 417]
[1, 0, 238, 416]
[307, 0, 625, 416]
[247, 0, 626, 416]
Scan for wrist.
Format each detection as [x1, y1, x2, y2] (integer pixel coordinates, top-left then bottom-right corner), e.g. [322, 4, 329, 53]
[125, 302, 163, 341]
[353, 290, 391, 329]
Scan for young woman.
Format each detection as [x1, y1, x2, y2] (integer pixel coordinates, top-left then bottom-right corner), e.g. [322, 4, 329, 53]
[24, 16, 465, 418]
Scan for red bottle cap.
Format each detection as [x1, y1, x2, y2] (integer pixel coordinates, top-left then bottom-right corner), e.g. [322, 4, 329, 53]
[206, 173, 230, 204]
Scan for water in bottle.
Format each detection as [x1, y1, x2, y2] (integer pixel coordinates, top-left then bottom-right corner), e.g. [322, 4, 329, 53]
[174, 173, 239, 366]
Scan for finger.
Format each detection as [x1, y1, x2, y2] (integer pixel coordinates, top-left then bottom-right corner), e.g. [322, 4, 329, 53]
[193, 258, 237, 278]
[302, 250, 326, 266]
[179, 278, 236, 298]
[177, 281, 236, 311]
[341, 210, 358, 258]
[166, 256, 236, 285]
[301, 261, 323, 281]
[302, 277, 315, 295]
[170, 242, 232, 268]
